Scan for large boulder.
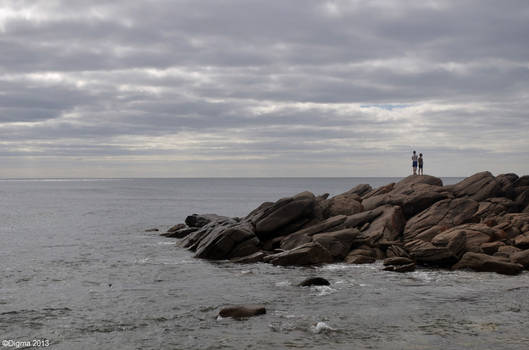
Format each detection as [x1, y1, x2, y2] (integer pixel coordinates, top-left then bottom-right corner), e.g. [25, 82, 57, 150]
[194, 221, 258, 260]
[405, 230, 466, 266]
[510, 250, 529, 268]
[432, 224, 506, 253]
[178, 216, 239, 250]
[219, 305, 266, 319]
[279, 215, 348, 250]
[473, 198, 517, 222]
[263, 242, 334, 266]
[249, 191, 316, 241]
[448, 171, 502, 201]
[345, 184, 372, 197]
[404, 198, 479, 242]
[320, 193, 364, 218]
[514, 175, 529, 187]
[312, 228, 360, 260]
[359, 205, 406, 243]
[362, 183, 395, 200]
[496, 173, 518, 199]
[362, 175, 450, 218]
[452, 252, 523, 275]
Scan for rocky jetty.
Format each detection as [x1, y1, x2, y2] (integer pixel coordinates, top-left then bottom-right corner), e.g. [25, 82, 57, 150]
[164, 172, 529, 275]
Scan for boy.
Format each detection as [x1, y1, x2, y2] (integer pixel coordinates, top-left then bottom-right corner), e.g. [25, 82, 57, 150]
[411, 150, 418, 175]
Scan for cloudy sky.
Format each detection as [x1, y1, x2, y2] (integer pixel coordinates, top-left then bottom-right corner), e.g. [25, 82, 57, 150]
[1, 0, 528, 178]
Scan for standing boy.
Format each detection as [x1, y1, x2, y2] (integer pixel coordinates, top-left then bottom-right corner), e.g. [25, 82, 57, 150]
[418, 153, 424, 175]
[411, 150, 418, 175]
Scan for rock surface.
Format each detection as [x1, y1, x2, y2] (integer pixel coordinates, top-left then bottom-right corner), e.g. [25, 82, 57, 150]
[218, 305, 266, 319]
[163, 171, 529, 275]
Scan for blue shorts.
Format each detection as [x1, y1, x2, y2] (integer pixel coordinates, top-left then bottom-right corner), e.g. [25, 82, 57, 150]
[412, 161, 417, 167]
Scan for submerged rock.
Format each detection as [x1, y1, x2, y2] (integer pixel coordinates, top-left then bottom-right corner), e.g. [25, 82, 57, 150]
[298, 277, 330, 287]
[218, 305, 266, 319]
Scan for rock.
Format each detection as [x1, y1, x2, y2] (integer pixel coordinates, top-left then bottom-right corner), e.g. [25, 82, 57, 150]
[359, 205, 406, 244]
[494, 245, 522, 259]
[473, 198, 516, 221]
[264, 242, 334, 266]
[219, 305, 266, 319]
[230, 251, 268, 264]
[228, 237, 261, 259]
[494, 213, 529, 239]
[362, 183, 395, 200]
[513, 234, 529, 249]
[348, 245, 377, 258]
[345, 254, 376, 264]
[185, 214, 227, 228]
[432, 224, 505, 253]
[161, 226, 197, 238]
[279, 215, 348, 251]
[145, 228, 159, 232]
[343, 208, 384, 228]
[194, 222, 257, 260]
[383, 263, 416, 272]
[386, 244, 411, 258]
[449, 171, 502, 201]
[405, 231, 466, 266]
[383, 256, 416, 272]
[345, 184, 372, 197]
[251, 192, 316, 241]
[312, 228, 360, 260]
[383, 257, 415, 266]
[510, 250, 529, 268]
[452, 252, 524, 275]
[480, 241, 505, 255]
[496, 173, 518, 199]
[178, 216, 239, 250]
[363, 175, 449, 219]
[514, 187, 529, 211]
[167, 223, 186, 232]
[321, 193, 363, 218]
[298, 277, 330, 287]
[403, 198, 479, 242]
[514, 175, 529, 187]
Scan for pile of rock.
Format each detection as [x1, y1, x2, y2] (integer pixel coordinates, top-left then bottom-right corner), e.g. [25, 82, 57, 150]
[162, 172, 529, 275]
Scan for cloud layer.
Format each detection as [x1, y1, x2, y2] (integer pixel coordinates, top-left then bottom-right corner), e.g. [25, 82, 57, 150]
[1, 0, 528, 177]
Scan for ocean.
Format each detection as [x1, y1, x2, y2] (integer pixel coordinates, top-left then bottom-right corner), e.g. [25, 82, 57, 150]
[1, 177, 528, 349]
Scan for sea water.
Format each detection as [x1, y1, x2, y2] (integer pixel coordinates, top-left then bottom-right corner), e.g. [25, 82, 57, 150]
[1, 178, 528, 349]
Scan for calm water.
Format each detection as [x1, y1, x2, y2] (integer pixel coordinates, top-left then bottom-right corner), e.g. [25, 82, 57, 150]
[1, 178, 528, 350]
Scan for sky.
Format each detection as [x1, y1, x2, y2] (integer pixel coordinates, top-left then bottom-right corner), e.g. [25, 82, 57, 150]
[1, 0, 528, 178]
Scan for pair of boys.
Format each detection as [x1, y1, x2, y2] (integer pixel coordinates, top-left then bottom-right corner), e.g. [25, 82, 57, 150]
[411, 151, 424, 175]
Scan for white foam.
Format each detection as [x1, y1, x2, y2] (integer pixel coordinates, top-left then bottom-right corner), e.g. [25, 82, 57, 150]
[275, 281, 291, 287]
[310, 321, 336, 334]
[312, 286, 336, 296]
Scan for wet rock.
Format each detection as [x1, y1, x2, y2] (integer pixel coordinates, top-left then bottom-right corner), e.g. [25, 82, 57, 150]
[264, 242, 334, 266]
[312, 228, 360, 260]
[186, 214, 228, 228]
[452, 252, 524, 275]
[403, 198, 479, 242]
[178, 217, 239, 250]
[193, 222, 258, 260]
[449, 171, 502, 201]
[345, 254, 376, 264]
[145, 228, 159, 232]
[298, 277, 330, 287]
[510, 250, 529, 268]
[219, 305, 266, 319]
[251, 191, 316, 241]
[383, 257, 416, 272]
[230, 251, 268, 264]
[161, 225, 197, 238]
